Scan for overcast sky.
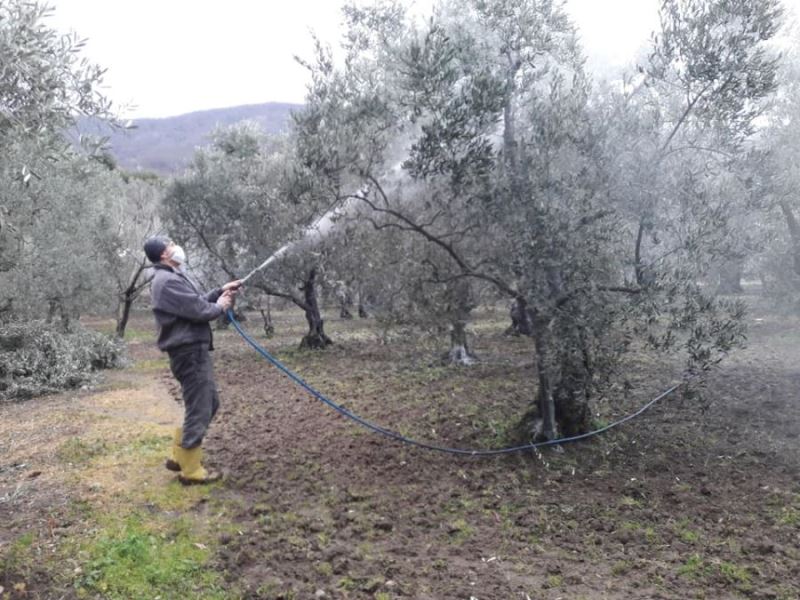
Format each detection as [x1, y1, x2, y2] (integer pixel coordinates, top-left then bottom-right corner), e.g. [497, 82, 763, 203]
[46, 0, 662, 119]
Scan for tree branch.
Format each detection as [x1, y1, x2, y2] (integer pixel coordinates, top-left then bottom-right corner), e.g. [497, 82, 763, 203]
[251, 280, 309, 312]
[349, 177, 523, 301]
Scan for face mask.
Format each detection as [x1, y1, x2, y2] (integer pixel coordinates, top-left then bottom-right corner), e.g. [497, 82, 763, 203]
[170, 245, 186, 265]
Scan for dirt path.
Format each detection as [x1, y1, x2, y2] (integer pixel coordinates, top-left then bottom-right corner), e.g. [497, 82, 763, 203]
[0, 367, 179, 530]
[0, 332, 209, 598]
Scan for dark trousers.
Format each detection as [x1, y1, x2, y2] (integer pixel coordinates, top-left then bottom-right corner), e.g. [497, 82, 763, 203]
[168, 342, 220, 449]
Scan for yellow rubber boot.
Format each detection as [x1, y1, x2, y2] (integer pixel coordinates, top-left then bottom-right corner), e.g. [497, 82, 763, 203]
[165, 428, 182, 472]
[174, 445, 221, 485]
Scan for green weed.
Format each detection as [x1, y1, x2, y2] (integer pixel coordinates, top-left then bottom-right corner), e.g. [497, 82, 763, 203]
[619, 496, 641, 508]
[75, 514, 227, 599]
[337, 576, 360, 591]
[1, 532, 36, 577]
[718, 561, 751, 587]
[776, 505, 800, 526]
[57, 437, 109, 464]
[447, 518, 474, 544]
[545, 574, 563, 588]
[680, 529, 700, 543]
[120, 328, 156, 342]
[140, 478, 217, 512]
[677, 553, 707, 578]
[644, 526, 658, 544]
[611, 560, 633, 576]
[130, 358, 169, 373]
[674, 518, 701, 544]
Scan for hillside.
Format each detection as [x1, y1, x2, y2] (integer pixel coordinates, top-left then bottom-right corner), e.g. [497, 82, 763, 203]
[80, 102, 301, 174]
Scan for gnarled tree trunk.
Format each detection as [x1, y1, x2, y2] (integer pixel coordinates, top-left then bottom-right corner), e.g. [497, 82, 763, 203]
[260, 296, 274, 338]
[447, 319, 476, 365]
[336, 281, 354, 319]
[514, 302, 593, 443]
[300, 268, 333, 349]
[116, 259, 151, 338]
[505, 297, 534, 336]
[443, 279, 478, 365]
[780, 199, 800, 284]
[530, 315, 559, 441]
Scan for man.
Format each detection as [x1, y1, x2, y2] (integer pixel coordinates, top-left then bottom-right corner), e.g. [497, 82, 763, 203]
[143, 236, 242, 485]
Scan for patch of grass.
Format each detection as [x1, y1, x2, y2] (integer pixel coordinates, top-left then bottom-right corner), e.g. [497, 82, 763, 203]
[75, 514, 228, 599]
[98, 379, 139, 392]
[120, 328, 156, 342]
[447, 518, 474, 544]
[611, 560, 633, 576]
[88, 322, 117, 337]
[68, 498, 95, 521]
[718, 561, 751, 587]
[1, 532, 36, 577]
[130, 358, 169, 373]
[544, 574, 563, 588]
[674, 519, 701, 544]
[776, 505, 800, 526]
[337, 576, 360, 592]
[126, 433, 169, 452]
[775, 586, 800, 600]
[140, 478, 218, 512]
[477, 416, 517, 446]
[680, 529, 700, 543]
[444, 495, 476, 514]
[619, 495, 641, 508]
[11, 532, 34, 549]
[647, 526, 660, 543]
[88, 322, 154, 342]
[57, 437, 109, 464]
[316, 531, 331, 547]
[677, 553, 707, 579]
[252, 576, 297, 599]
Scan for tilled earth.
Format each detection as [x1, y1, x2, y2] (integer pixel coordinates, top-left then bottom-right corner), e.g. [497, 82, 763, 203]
[2, 301, 799, 600]
[195, 306, 800, 600]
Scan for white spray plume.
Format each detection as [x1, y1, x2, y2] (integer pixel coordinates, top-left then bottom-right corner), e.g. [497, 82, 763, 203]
[240, 194, 362, 284]
[240, 129, 423, 284]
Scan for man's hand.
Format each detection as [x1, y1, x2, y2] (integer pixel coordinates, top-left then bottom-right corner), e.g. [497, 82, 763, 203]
[222, 279, 243, 292]
[216, 293, 234, 311]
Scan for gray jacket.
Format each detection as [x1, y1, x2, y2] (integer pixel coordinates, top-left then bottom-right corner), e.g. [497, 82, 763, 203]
[150, 264, 224, 352]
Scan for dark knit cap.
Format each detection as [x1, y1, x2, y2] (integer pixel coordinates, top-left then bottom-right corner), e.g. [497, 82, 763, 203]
[143, 236, 169, 263]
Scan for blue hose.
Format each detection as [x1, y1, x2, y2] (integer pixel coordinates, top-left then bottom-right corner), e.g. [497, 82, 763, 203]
[227, 310, 680, 456]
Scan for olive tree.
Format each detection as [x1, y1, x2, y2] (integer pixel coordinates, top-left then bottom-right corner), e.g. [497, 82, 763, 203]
[0, 0, 114, 170]
[293, 0, 781, 440]
[162, 122, 341, 348]
[1, 0, 118, 322]
[95, 171, 164, 337]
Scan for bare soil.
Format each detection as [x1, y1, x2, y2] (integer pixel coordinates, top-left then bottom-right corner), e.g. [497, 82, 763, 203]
[2, 297, 800, 599]
[204, 303, 800, 600]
